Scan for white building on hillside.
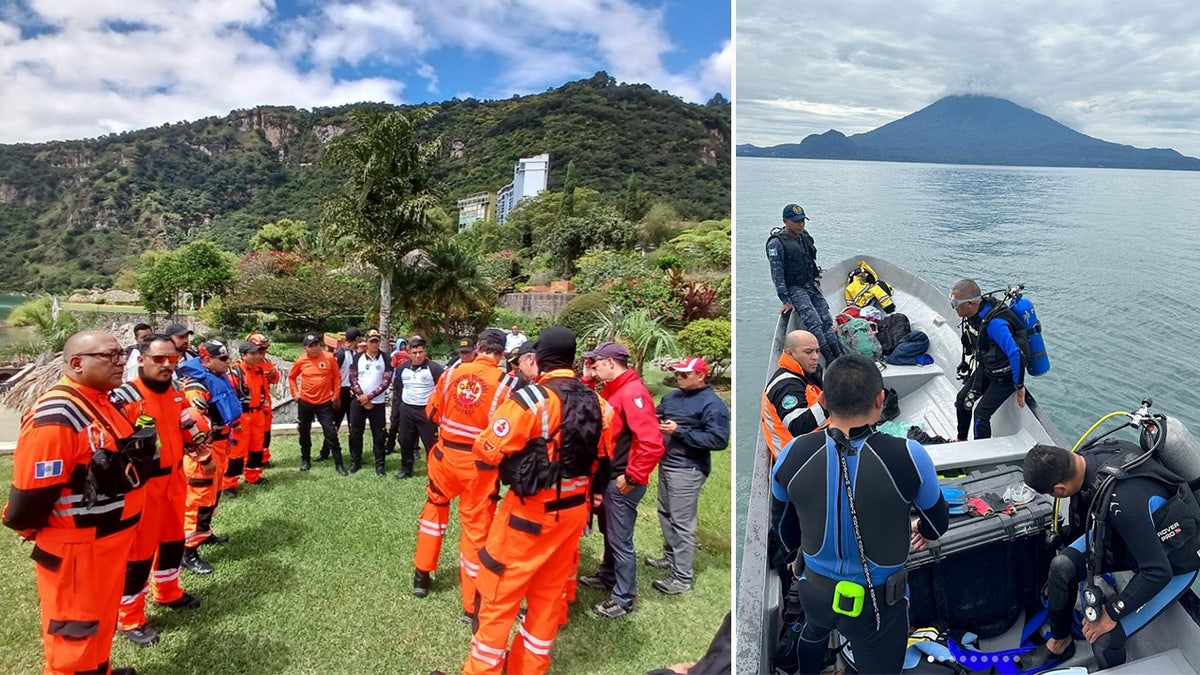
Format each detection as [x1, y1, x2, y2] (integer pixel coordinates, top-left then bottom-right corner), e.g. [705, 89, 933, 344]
[495, 153, 550, 224]
[457, 192, 494, 230]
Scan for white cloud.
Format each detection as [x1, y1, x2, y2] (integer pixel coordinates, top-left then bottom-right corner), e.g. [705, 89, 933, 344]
[737, 0, 1200, 157]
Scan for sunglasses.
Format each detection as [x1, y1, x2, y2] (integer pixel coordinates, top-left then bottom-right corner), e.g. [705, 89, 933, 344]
[217, 355, 230, 362]
[949, 295, 982, 309]
[78, 350, 128, 365]
[145, 353, 181, 364]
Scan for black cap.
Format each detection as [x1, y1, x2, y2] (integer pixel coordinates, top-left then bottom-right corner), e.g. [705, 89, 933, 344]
[198, 340, 229, 359]
[517, 340, 537, 356]
[533, 326, 575, 371]
[457, 338, 474, 352]
[165, 322, 192, 337]
[345, 327, 362, 341]
[238, 342, 257, 355]
[302, 334, 321, 347]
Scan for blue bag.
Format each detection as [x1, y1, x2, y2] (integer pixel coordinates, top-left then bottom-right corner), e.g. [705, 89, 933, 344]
[885, 331, 931, 365]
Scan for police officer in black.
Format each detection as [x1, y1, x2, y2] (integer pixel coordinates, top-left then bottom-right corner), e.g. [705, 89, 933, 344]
[950, 279, 1027, 441]
[1022, 441, 1200, 669]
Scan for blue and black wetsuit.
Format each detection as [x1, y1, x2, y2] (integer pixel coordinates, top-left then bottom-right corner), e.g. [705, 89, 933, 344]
[956, 298, 1028, 440]
[766, 229, 838, 351]
[772, 426, 949, 674]
[1048, 441, 1200, 667]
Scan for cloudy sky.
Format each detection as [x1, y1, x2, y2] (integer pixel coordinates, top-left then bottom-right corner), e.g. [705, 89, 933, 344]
[0, 0, 731, 144]
[737, 0, 1200, 157]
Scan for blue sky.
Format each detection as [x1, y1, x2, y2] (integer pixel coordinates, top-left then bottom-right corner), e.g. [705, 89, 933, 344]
[0, 0, 731, 143]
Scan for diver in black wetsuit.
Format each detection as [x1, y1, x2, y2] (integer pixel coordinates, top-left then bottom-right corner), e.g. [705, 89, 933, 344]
[1022, 441, 1200, 669]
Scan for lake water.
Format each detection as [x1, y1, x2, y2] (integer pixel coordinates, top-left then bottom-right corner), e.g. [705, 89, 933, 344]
[0, 293, 32, 349]
[735, 157, 1200, 550]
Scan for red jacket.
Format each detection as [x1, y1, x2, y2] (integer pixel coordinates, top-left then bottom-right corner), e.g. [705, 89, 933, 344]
[600, 368, 665, 486]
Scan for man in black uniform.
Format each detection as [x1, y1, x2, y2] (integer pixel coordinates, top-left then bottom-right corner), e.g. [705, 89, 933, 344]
[1021, 442, 1200, 669]
[387, 336, 443, 479]
[766, 205, 839, 363]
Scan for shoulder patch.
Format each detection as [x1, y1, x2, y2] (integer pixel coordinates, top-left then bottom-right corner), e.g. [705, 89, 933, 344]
[781, 394, 799, 410]
[633, 396, 645, 409]
[34, 459, 64, 480]
[491, 418, 511, 438]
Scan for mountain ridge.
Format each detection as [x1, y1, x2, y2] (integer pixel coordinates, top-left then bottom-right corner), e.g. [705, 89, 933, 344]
[737, 95, 1199, 171]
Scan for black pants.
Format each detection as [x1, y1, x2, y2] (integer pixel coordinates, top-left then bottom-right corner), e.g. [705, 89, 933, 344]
[298, 400, 343, 464]
[794, 571, 909, 674]
[397, 402, 437, 473]
[322, 386, 353, 458]
[955, 375, 1016, 440]
[348, 400, 387, 470]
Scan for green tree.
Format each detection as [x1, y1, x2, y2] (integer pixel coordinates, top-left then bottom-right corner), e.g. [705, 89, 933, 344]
[250, 219, 312, 252]
[534, 209, 637, 277]
[137, 250, 185, 315]
[583, 307, 679, 375]
[322, 107, 442, 344]
[502, 188, 611, 259]
[175, 240, 237, 308]
[620, 172, 651, 223]
[558, 160, 578, 220]
[393, 240, 495, 341]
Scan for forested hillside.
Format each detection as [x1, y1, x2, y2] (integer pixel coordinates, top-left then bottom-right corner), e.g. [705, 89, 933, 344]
[0, 72, 729, 292]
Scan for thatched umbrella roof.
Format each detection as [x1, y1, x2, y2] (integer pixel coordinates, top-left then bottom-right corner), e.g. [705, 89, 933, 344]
[1, 353, 63, 413]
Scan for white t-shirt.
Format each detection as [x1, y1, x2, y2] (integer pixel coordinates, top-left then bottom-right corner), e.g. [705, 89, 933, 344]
[338, 348, 355, 388]
[124, 348, 141, 383]
[354, 352, 389, 404]
[399, 364, 437, 405]
[505, 332, 528, 352]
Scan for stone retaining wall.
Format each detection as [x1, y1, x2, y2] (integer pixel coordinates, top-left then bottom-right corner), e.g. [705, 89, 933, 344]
[499, 292, 577, 318]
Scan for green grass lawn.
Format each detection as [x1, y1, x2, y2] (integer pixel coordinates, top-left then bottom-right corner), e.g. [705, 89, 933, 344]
[0, 435, 731, 674]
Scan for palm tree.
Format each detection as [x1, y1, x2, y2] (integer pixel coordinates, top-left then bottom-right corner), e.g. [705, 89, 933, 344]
[322, 107, 442, 344]
[394, 240, 496, 341]
[583, 307, 680, 374]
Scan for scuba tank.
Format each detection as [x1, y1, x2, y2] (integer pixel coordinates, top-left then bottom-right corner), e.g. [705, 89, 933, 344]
[1160, 415, 1200, 505]
[1008, 289, 1049, 376]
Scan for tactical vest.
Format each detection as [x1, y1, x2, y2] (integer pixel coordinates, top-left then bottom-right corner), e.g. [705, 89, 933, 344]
[769, 228, 819, 287]
[499, 377, 602, 498]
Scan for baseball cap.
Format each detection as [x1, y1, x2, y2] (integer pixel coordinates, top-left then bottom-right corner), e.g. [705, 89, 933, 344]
[238, 342, 257, 355]
[408, 335, 426, 348]
[782, 204, 808, 222]
[517, 340, 537, 357]
[246, 331, 270, 348]
[345, 327, 362, 341]
[582, 341, 630, 361]
[164, 322, 193, 337]
[198, 340, 229, 359]
[366, 329, 381, 341]
[457, 338, 474, 352]
[669, 356, 710, 375]
[302, 334, 321, 347]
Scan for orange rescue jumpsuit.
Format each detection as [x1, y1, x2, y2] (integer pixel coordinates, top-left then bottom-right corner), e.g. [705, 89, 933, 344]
[415, 354, 520, 615]
[260, 360, 279, 465]
[229, 361, 270, 486]
[2, 377, 148, 675]
[463, 368, 612, 675]
[112, 379, 194, 631]
[180, 377, 232, 549]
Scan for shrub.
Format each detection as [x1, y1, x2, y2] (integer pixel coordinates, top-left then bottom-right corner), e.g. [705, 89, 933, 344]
[677, 281, 719, 323]
[604, 275, 683, 324]
[677, 318, 731, 373]
[557, 292, 611, 337]
[572, 249, 647, 294]
[479, 252, 520, 294]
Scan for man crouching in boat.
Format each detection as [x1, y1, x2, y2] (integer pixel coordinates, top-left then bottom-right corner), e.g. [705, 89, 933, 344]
[772, 354, 950, 673]
[1021, 443, 1200, 670]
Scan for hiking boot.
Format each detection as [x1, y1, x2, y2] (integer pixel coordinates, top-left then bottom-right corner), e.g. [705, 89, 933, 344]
[202, 533, 229, 546]
[249, 476, 269, 485]
[111, 668, 138, 675]
[593, 599, 631, 618]
[376, 467, 386, 477]
[300, 460, 311, 471]
[335, 464, 349, 477]
[644, 556, 672, 570]
[349, 461, 361, 474]
[222, 487, 238, 498]
[652, 578, 692, 595]
[316, 451, 330, 462]
[121, 624, 160, 648]
[578, 574, 614, 590]
[413, 570, 432, 598]
[157, 592, 201, 610]
[1016, 639, 1075, 670]
[394, 469, 414, 480]
[181, 548, 213, 575]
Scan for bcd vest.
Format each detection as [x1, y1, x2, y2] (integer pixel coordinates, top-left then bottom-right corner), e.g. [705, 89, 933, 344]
[498, 377, 602, 498]
[768, 228, 819, 287]
[967, 301, 1030, 379]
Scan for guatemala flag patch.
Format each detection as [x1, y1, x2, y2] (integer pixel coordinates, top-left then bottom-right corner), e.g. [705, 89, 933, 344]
[34, 460, 64, 480]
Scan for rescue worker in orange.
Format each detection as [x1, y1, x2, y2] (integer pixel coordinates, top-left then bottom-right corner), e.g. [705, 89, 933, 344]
[177, 341, 242, 574]
[760, 329, 826, 587]
[228, 341, 273, 488]
[760, 329, 826, 461]
[111, 334, 204, 648]
[246, 332, 279, 467]
[289, 333, 346, 474]
[413, 329, 520, 618]
[461, 326, 611, 675]
[3, 330, 152, 675]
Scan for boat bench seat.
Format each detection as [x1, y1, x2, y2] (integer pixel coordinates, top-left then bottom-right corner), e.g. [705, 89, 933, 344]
[880, 362, 945, 399]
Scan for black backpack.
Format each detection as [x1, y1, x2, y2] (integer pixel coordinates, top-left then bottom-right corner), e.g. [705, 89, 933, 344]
[877, 313, 911, 356]
[499, 378, 602, 497]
